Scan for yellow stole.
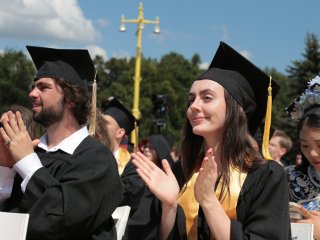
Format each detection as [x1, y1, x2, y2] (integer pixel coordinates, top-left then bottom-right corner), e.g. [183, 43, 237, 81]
[178, 167, 247, 239]
[178, 172, 199, 240]
[215, 166, 247, 220]
[116, 147, 131, 175]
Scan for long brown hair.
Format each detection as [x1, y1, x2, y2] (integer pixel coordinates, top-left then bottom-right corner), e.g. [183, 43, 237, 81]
[55, 78, 90, 125]
[181, 89, 266, 199]
[91, 108, 113, 150]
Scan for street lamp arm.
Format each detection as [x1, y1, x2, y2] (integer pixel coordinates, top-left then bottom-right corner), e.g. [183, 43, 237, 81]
[122, 19, 140, 24]
[122, 19, 159, 25]
[142, 19, 159, 25]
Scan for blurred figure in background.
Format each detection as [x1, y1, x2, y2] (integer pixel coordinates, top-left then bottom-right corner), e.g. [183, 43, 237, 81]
[268, 129, 292, 166]
[295, 152, 303, 166]
[89, 107, 113, 150]
[139, 134, 174, 167]
[102, 97, 136, 175]
[0, 104, 38, 205]
[121, 134, 186, 240]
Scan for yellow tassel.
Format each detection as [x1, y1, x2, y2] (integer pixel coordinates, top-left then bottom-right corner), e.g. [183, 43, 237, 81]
[133, 121, 139, 153]
[262, 76, 273, 160]
[88, 71, 97, 136]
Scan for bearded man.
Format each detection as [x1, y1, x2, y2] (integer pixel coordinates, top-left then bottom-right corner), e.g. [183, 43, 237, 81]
[0, 46, 122, 240]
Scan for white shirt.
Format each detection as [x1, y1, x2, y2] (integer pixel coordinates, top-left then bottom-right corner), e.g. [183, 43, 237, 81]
[0, 126, 89, 202]
[0, 166, 16, 205]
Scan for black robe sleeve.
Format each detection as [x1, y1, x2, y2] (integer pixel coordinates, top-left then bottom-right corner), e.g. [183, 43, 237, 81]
[5, 137, 123, 240]
[120, 159, 187, 240]
[198, 161, 291, 240]
[120, 159, 146, 212]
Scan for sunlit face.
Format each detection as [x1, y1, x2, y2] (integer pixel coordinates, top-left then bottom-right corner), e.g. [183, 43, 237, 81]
[103, 115, 119, 139]
[269, 136, 286, 161]
[187, 80, 226, 139]
[299, 123, 320, 171]
[29, 78, 65, 127]
[102, 114, 124, 150]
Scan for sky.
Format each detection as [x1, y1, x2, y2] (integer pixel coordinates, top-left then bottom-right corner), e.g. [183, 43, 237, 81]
[0, 0, 319, 74]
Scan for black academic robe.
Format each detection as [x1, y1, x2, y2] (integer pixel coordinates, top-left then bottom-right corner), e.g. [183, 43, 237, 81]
[197, 160, 291, 240]
[2, 136, 123, 240]
[120, 159, 186, 240]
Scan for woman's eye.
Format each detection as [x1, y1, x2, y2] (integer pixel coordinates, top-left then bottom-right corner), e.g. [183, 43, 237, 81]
[203, 95, 213, 101]
[188, 99, 195, 105]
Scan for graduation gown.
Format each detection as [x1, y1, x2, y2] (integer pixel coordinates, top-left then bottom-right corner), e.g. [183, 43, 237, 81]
[197, 160, 291, 240]
[2, 136, 123, 240]
[120, 160, 187, 240]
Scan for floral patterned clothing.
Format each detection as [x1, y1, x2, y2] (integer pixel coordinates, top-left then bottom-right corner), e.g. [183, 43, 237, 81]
[285, 164, 320, 202]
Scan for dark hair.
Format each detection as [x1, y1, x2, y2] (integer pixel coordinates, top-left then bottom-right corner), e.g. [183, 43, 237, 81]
[181, 89, 266, 199]
[55, 78, 91, 125]
[297, 109, 320, 167]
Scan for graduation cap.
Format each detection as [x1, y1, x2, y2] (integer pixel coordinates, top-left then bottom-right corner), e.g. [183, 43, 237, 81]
[26, 46, 95, 91]
[102, 98, 136, 135]
[198, 41, 280, 159]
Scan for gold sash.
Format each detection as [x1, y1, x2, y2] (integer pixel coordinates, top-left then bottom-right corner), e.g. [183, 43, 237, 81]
[214, 166, 247, 220]
[117, 147, 131, 175]
[178, 172, 199, 240]
[178, 167, 247, 239]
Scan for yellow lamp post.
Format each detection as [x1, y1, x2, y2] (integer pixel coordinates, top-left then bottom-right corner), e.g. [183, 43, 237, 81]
[120, 2, 160, 147]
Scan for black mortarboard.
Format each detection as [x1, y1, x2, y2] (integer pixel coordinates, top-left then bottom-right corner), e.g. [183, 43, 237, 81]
[102, 98, 136, 135]
[198, 41, 280, 135]
[26, 46, 95, 91]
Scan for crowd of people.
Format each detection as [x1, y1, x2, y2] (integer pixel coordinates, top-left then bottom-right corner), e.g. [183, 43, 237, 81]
[0, 40, 320, 240]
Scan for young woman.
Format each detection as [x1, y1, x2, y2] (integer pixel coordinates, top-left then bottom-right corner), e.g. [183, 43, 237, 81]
[285, 76, 320, 239]
[132, 42, 291, 240]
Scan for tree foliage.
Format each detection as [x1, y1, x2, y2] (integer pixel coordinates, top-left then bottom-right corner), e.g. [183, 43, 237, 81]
[1, 33, 320, 159]
[283, 32, 320, 163]
[0, 49, 35, 113]
[287, 33, 320, 95]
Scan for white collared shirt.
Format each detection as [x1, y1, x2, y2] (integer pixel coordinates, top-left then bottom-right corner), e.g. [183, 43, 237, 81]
[0, 126, 89, 198]
[0, 166, 16, 205]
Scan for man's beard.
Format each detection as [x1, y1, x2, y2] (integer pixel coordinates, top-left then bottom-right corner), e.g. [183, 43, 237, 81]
[34, 101, 65, 127]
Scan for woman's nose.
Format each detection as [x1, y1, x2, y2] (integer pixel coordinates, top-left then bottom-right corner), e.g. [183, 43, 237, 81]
[189, 99, 201, 112]
[310, 148, 319, 158]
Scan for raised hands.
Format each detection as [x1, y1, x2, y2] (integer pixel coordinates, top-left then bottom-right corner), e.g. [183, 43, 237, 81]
[0, 111, 36, 163]
[194, 148, 218, 206]
[131, 151, 179, 207]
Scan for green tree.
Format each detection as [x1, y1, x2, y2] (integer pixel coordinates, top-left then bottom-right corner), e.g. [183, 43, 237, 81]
[95, 52, 203, 147]
[150, 52, 202, 147]
[284, 32, 320, 163]
[0, 49, 35, 112]
[287, 32, 320, 95]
